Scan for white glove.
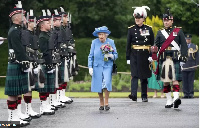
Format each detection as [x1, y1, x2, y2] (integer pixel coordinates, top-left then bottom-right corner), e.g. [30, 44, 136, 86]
[0, 37, 4, 45]
[89, 68, 93, 76]
[180, 62, 185, 67]
[127, 60, 130, 64]
[71, 44, 75, 47]
[68, 46, 74, 49]
[47, 69, 55, 74]
[33, 68, 39, 74]
[148, 57, 153, 62]
[24, 68, 31, 72]
[104, 54, 114, 60]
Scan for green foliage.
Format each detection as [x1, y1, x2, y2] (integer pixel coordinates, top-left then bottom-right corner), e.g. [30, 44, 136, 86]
[144, 15, 163, 37]
[0, 0, 198, 38]
[194, 80, 199, 91]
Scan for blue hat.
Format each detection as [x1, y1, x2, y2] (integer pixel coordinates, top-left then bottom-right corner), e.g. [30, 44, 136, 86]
[92, 26, 111, 37]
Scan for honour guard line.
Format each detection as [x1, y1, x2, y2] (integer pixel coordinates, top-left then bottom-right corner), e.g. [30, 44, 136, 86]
[5, 1, 78, 127]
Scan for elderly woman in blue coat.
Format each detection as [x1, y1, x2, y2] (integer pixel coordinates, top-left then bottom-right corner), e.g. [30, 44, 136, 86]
[88, 26, 118, 110]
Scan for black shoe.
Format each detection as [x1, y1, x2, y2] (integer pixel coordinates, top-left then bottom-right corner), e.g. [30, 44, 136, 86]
[30, 114, 41, 119]
[128, 94, 133, 99]
[129, 94, 137, 101]
[174, 98, 181, 108]
[182, 95, 189, 99]
[105, 105, 110, 111]
[21, 116, 32, 122]
[188, 95, 194, 99]
[42, 111, 55, 115]
[142, 97, 148, 102]
[99, 106, 104, 110]
[165, 104, 173, 108]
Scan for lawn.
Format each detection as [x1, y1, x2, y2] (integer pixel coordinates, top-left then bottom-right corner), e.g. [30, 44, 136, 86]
[0, 87, 199, 99]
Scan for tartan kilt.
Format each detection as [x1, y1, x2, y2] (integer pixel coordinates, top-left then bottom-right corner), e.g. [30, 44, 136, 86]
[157, 60, 182, 81]
[5, 63, 29, 96]
[35, 66, 56, 93]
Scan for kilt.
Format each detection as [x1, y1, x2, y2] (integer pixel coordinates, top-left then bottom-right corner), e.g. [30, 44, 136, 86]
[5, 63, 29, 96]
[35, 66, 56, 93]
[157, 60, 182, 82]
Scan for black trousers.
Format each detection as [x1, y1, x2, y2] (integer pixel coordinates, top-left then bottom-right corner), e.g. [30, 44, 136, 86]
[131, 77, 148, 98]
[182, 71, 195, 96]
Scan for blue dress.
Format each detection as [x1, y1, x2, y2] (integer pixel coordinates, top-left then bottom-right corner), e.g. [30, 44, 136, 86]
[88, 38, 118, 93]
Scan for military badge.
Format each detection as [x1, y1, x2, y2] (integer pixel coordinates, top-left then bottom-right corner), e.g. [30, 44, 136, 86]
[173, 32, 177, 36]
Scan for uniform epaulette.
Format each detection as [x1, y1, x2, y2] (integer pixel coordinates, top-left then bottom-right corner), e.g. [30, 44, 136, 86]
[174, 26, 182, 29]
[159, 28, 164, 30]
[145, 24, 152, 28]
[128, 25, 135, 29]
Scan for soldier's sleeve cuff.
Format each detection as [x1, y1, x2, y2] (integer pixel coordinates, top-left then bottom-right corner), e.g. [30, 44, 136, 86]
[20, 61, 30, 71]
[46, 64, 54, 71]
[179, 55, 188, 63]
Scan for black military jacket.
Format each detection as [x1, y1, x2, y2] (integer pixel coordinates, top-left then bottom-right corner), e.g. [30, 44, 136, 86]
[155, 26, 188, 61]
[52, 27, 62, 50]
[61, 25, 74, 45]
[126, 24, 154, 79]
[8, 24, 29, 62]
[38, 31, 53, 68]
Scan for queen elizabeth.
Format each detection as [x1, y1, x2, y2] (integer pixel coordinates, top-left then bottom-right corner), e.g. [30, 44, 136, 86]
[88, 26, 118, 111]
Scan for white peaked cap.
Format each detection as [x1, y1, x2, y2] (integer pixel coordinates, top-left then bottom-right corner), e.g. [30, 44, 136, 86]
[60, 7, 65, 12]
[15, 1, 22, 8]
[54, 9, 59, 15]
[47, 9, 51, 16]
[42, 10, 46, 16]
[132, 6, 150, 18]
[30, 9, 33, 16]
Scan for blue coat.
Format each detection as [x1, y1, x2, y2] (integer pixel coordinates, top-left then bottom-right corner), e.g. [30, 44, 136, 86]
[88, 38, 118, 93]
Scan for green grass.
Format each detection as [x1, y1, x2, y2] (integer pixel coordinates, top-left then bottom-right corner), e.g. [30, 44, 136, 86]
[0, 87, 199, 99]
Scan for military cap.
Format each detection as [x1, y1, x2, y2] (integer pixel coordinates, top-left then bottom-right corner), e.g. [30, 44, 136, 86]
[132, 6, 150, 18]
[27, 9, 35, 22]
[185, 34, 192, 39]
[53, 9, 61, 20]
[59, 7, 68, 17]
[9, 1, 25, 17]
[163, 8, 173, 20]
[37, 10, 50, 25]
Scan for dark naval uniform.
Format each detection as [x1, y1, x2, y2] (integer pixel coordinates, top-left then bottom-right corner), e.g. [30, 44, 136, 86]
[38, 31, 55, 93]
[182, 41, 199, 98]
[155, 27, 188, 81]
[126, 24, 154, 101]
[5, 24, 29, 96]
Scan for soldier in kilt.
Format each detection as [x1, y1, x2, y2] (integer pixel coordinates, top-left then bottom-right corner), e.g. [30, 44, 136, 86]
[47, 9, 66, 108]
[5, 1, 30, 126]
[20, 9, 41, 119]
[126, 6, 154, 102]
[36, 10, 56, 115]
[154, 9, 188, 109]
[56, 7, 74, 104]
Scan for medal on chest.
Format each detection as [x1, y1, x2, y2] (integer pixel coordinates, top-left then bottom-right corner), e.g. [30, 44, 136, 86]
[140, 29, 150, 36]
